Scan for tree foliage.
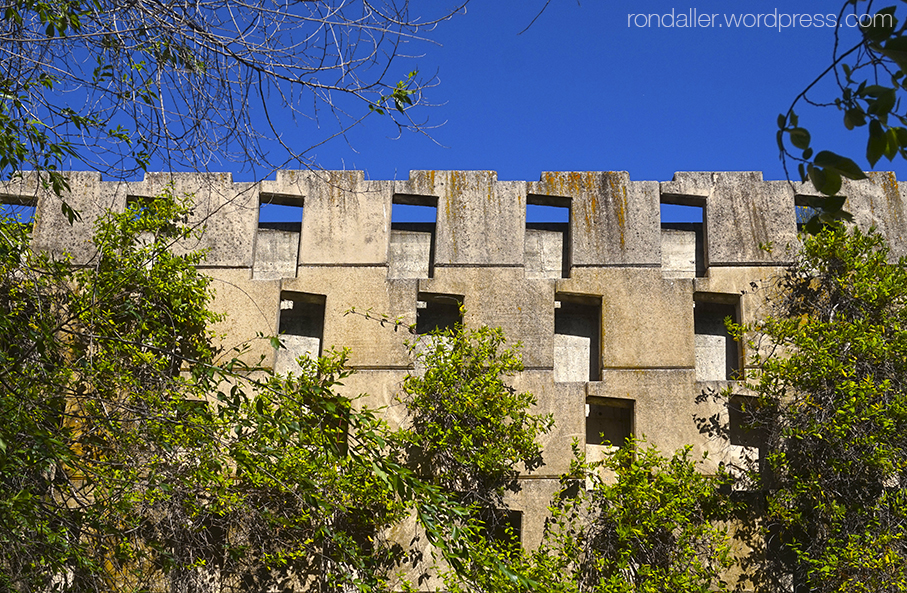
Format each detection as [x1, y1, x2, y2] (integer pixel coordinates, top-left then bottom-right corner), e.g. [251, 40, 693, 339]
[0, 0, 468, 188]
[732, 226, 907, 593]
[0, 190, 468, 592]
[400, 325, 552, 506]
[779, 2, 907, 229]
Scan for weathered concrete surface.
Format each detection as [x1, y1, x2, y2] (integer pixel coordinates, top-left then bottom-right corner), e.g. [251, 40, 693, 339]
[529, 171, 661, 267]
[396, 171, 526, 266]
[282, 268, 415, 368]
[796, 172, 907, 260]
[388, 225, 434, 279]
[509, 371, 585, 477]
[524, 225, 566, 279]
[419, 267, 555, 369]
[662, 172, 798, 267]
[204, 268, 282, 367]
[16, 168, 907, 584]
[558, 267, 695, 370]
[253, 228, 300, 280]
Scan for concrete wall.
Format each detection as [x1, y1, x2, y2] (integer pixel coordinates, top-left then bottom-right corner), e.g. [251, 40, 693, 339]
[8, 168, 907, 564]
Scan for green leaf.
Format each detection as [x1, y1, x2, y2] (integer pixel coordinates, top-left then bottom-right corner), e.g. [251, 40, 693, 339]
[789, 127, 811, 149]
[813, 150, 868, 180]
[808, 165, 843, 196]
[862, 6, 898, 42]
[885, 127, 900, 160]
[845, 108, 867, 130]
[867, 119, 888, 166]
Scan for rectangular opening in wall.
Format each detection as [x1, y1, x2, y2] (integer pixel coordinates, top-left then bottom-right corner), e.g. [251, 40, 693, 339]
[480, 509, 522, 549]
[253, 193, 303, 280]
[389, 194, 437, 279]
[660, 196, 706, 279]
[416, 292, 462, 334]
[275, 291, 325, 373]
[586, 397, 633, 448]
[728, 395, 766, 449]
[794, 195, 821, 232]
[525, 195, 570, 279]
[694, 293, 740, 382]
[0, 194, 36, 226]
[554, 294, 601, 382]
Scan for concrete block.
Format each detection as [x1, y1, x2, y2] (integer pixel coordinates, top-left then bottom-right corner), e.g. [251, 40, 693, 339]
[204, 268, 281, 368]
[524, 226, 566, 279]
[589, 369, 727, 473]
[662, 172, 797, 267]
[4, 171, 125, 263]
[418, 267, 555, 369]
[558, 267, 695, 369]
[795, 172, 907, 259]
[661, 228, 697, 279]
[125, 172, 259, 267]
[265, 170, 393, 265]
[388, 226, 433, 279]
[509, 371, 585, 477]
[396, 171, 525, 266]
[529, 171, 661, 267]
[252, 229, 300, 279]
[282, 268, 416, 368]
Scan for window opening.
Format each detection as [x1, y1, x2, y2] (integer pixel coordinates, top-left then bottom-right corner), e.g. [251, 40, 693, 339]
[389, 194, 437, 279]
[794, 195, 822, 232]
[479, 509, 522, 549]
[586, 397, 634, 448]
[525, 195, 570, 279]
[660, 197, 706, 279]
[554, 295, 601, 382]
[274, 292, 325, 374]
[254, 193, 303, 280]
[693, 294, 740, 381]
[0, 195, 36, 226]
[416, 293, 462, 334]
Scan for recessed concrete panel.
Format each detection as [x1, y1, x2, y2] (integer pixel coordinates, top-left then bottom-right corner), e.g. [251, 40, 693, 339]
[389, 226, 434, 279]
[282, 268, 416, 368]
[694, 299, 739, 382]
[204, 268, 281, 368]
[528, 171, 661, 267]
[525, 226, 567, 279]
[662, 172, 797, 267]
[252, 229, 300, 279]
[418, 267, 555, 369]
[274, 335, 321, 375]
[558, 267, 695, 369]
[395, 171, 525, 266]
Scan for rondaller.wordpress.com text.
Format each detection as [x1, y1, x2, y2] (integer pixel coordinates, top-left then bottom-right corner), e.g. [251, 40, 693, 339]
[627, 9, 894, 30]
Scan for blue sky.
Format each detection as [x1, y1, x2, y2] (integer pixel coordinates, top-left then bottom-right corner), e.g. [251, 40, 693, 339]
[8, 1, 900, 223]
[250, 1, 906, 222]
[266, 1, 906, 184]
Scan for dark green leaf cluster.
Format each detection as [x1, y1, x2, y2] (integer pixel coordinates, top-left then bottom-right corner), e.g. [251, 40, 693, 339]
[734, 226, 907, 593]
[0, 190, 468, 593]
[400, 325, 553, 505]
[780, 3, 907, 232]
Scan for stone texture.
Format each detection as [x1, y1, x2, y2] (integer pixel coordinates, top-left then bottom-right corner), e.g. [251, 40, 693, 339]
[17, 167, 907, 578]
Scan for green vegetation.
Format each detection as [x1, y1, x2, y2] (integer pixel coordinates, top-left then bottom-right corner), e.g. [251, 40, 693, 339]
[779, 3, 907, 229]
[0, 190, 467, 592]
[732, 225, 907, 592]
